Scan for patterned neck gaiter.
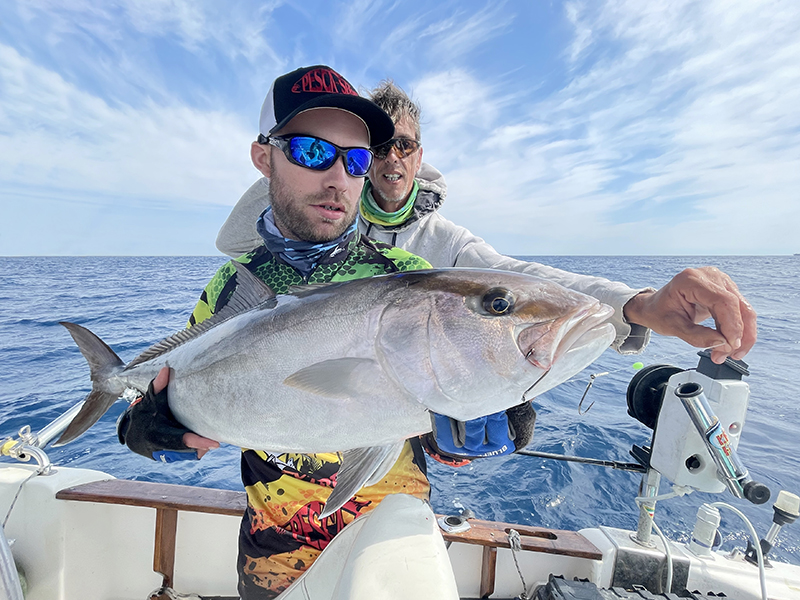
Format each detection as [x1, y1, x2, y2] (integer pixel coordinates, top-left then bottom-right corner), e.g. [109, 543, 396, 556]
[256, 207, 357, 279]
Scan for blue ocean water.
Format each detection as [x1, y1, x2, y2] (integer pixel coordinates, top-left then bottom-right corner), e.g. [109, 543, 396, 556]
[1, 255, 798, 564]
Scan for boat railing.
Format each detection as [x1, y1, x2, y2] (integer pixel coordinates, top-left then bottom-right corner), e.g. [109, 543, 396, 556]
[0, 428, 52, 475]
[54, 478, 602, 600]
[0, 398, 88, 475]
[30, 400, 85, 449]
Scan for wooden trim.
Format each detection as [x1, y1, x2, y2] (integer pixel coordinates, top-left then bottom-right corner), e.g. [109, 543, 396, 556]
[479, 545, 497, 598]
[57, 479, 245, 594]
[440, 518, 602, 560]
[56, 478, 246, 516]
[153, 508, 178, 588]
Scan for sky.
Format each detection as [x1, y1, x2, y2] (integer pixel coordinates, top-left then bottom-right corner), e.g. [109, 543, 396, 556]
[1, 0, 799, 256]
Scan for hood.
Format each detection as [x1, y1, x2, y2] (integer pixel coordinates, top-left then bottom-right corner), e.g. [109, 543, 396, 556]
[416, 162, 447, 203]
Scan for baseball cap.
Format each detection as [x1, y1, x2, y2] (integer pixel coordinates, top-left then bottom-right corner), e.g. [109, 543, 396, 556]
[259, 65, 394, 146]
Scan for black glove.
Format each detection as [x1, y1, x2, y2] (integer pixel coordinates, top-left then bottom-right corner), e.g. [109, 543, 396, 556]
[117, 379, 198, 462]
[423, 401, 536, 461]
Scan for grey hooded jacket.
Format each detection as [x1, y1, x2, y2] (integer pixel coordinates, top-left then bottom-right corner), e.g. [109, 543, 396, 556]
[216, 164, 651, 353]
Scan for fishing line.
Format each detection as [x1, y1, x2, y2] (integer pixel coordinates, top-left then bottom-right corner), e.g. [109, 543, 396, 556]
[556, 342, 734, 414]
[562, 345, 719, 386]
[577, 372, 609, 415]
[2, 468, 42, 529]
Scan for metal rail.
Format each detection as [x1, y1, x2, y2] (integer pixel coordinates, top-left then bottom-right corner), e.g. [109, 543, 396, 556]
[515, 449, 646, 472]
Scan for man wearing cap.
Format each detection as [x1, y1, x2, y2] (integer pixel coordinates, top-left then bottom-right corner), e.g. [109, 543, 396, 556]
[119, 66, 434, 598]
[218, 81, 757, 370]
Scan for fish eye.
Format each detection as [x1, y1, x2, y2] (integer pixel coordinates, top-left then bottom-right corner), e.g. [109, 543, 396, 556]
[482, 288, 515, 315]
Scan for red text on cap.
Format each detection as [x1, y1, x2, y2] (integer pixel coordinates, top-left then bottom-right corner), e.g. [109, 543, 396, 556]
[291, 68, 357, 96]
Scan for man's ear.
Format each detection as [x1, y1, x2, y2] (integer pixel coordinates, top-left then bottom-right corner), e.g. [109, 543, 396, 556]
[415, 146, 424, 175]
[251, 141, 272, 178]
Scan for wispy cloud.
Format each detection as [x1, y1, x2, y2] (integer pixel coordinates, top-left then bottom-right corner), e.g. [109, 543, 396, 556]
[419, 2, 514, 62]
[1, 0, 798, 255]
[16, 0, 285, 64]
[416, 0, 800, 254]
[329, 0, 514, 85]
[0, 43, 255, 204]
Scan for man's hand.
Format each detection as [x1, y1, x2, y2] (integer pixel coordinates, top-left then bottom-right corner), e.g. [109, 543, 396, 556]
[118, 366, 219, 461]
[151, 367, 219, 459]
[623, 267, 757, 364]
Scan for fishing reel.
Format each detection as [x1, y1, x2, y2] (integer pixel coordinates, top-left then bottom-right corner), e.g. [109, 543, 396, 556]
[626, 350, 770, 504]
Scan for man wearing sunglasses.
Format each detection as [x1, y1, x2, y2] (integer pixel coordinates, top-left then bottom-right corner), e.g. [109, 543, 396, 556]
[119, 66, 436, 599]
[216, 81, 757, 463]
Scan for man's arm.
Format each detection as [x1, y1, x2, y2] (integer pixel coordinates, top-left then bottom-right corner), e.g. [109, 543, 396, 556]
[216, 180, 756, 362]
[412, 214, 755, 362]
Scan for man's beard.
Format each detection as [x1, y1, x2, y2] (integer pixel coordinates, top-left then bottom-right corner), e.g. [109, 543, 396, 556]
[373, 183, 406, 206]
[269, 166, 357, 243]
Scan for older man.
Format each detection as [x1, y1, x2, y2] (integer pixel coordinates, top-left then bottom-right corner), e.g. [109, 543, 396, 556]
[119, 66, 434, 599]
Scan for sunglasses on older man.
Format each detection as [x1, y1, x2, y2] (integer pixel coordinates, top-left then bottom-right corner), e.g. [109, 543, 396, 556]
[261, 134, 374, 177]
[372, 137, 421, 160]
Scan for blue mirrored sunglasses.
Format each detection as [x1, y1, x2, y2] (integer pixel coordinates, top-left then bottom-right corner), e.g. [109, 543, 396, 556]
[263, 134, 373, 177]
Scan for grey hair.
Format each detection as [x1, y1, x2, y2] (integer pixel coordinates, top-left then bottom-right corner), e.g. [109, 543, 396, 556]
[368, 80, 421, 141]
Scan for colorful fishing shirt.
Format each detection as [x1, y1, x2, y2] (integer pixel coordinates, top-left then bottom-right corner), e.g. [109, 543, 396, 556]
[188, 234, 432, 599]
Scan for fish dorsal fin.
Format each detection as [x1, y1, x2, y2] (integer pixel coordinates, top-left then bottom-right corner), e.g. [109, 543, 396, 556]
[318, 442, 405, 520]
[229, 261, 277, 307]
[127, 262, 277, 369]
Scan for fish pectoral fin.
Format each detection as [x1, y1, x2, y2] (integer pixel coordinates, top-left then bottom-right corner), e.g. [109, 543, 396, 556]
[318, 442, 405, 520]
[283, 358, 383, 399]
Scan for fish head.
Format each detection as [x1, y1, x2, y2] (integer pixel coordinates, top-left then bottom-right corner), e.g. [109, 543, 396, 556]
[377, 269, 616, 421]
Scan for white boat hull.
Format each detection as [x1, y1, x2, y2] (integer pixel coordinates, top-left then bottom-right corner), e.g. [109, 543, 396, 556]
[3, 463, 800, 599]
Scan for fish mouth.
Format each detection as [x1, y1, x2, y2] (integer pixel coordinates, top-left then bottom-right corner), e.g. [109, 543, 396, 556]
[517, 302, 615, 369]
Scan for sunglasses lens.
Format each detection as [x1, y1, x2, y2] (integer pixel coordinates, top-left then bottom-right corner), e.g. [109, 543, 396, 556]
[345, 148, 372, 176]
[396, 139, 418, 157]
[373, 138, 419, 159]
[289, 137, 337, 169]
[373, 142, 391, 159]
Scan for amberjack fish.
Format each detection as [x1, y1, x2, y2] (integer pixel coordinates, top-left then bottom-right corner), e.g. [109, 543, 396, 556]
[57, 266, 616, 517]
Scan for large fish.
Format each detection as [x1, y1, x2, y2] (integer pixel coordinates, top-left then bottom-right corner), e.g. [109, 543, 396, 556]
[57, 266, 616, 517]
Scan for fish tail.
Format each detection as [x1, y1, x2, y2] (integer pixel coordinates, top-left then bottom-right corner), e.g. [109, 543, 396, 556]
[54, 322, 126, 446]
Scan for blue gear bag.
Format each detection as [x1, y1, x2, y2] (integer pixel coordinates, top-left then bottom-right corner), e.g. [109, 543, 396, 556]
[432, 411, 516, 458]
